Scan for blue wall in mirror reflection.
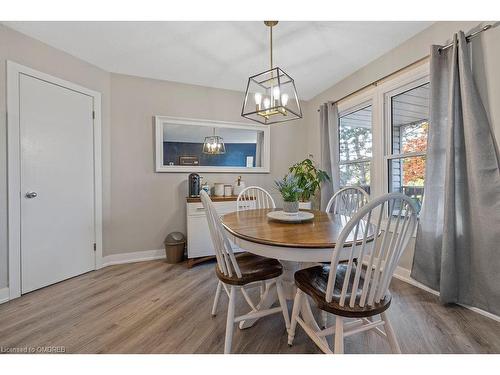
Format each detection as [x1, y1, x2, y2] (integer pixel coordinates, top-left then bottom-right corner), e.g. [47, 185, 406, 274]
[164, 142, 256, 167]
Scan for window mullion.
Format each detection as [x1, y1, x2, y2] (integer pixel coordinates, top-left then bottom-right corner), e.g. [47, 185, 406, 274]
[385, 151, 426, 160]
[339, 157, 372, 166]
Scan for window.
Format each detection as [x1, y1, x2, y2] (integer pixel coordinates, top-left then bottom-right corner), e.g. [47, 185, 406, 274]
[331, 62, 429, 218]
[387, 82, 430, 213]
[339, 105, 372, 193]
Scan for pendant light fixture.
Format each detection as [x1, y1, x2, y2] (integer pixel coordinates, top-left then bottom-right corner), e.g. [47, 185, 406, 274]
[202, 128, 226, 155]
[241, 21, 302, 125]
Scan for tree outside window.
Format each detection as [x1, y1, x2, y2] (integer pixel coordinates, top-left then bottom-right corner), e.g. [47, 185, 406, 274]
[389, 82, 430, 213]
[339, 105, 372, 193]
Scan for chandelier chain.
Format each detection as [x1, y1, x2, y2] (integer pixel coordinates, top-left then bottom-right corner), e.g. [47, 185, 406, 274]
[270, 24, 273, 70]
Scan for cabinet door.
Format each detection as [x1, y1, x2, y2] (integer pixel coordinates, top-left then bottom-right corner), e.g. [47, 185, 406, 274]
[187, 215, 214, 258]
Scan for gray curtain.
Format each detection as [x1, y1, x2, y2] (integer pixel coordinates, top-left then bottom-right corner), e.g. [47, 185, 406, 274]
[412, 32, 500, 315]
[319, 102, 340, 210]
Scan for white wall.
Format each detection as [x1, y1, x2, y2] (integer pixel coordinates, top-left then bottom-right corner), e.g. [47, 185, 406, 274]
[305, 21, 500, 270]
[0, 24, 309, 288]
[2, 21, 499, 289]
[0, 24, 112, 289]
[108, 73, 308, 254]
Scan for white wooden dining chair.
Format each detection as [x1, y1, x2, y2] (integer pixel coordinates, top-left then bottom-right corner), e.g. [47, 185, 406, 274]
[201, 190, 290, 354]
[211, 186, 276, 317]
[288, 193, 418, 354]
[321, 186, 370, 327]
[325, 186, 369, 216]
[237, 186, 275, 293]
[236, 186, 276, 211]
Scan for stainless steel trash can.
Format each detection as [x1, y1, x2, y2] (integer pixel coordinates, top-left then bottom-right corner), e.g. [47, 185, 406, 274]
[164, 232, 186, 264]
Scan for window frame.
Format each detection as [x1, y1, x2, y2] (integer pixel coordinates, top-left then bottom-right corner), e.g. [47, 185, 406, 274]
[384, 76, 429, 161]
[382, 71, 430, 213]
[329, 62, 430, 233]
[338, 100, 374, 190]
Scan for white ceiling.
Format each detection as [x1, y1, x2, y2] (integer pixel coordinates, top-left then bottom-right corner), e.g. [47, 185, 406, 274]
[3, 21, 433, 100]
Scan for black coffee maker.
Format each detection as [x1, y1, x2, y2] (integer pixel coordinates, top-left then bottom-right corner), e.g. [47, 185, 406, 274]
[188, 173, 201, 197]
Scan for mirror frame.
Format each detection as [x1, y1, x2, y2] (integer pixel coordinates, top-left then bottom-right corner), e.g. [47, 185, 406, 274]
[154, 116, 271, 173]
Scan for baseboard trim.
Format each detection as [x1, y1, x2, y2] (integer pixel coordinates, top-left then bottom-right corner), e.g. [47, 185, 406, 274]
[458, 304, 500, 323]
[100, 249, 165, 268]
[0, 287, 9, 304]
[393, 266, 500, 323]
[393, 266, 440, 296]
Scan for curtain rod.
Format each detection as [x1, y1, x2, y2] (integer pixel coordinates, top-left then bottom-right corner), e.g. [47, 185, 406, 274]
[316, 55, 428, 111]
[317, 23, 494, 112]
[438, 24, 492, 53]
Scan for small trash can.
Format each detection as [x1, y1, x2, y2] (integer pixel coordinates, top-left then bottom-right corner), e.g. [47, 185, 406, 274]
[164, 232, 186, 264]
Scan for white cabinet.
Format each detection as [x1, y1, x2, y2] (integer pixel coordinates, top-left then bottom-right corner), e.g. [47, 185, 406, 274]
[186, 198, 255, 262]
[186, 215, 213, 259]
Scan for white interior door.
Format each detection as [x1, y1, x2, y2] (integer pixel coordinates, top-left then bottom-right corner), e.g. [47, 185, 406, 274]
[20, 73, 96, 294]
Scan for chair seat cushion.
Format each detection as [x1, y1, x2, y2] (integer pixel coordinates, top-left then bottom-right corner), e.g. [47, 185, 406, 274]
[216, 253, 283, 286]
[294, 263, 391, 318]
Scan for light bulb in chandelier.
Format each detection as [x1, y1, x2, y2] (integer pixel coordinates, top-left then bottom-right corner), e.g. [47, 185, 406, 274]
[254, 92, 262, 106]
[241, 21, 302, 124]
[281, 93, 289, 106]
[273, 86, 280, 99]
[263, 97, 271, 109]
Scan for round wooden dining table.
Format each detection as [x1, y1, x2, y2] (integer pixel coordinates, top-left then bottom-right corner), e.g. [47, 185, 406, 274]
[221, 208, 375, 329]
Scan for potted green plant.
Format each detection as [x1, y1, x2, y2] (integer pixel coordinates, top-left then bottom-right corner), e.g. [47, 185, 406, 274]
[289, 158, 330, 209]
[275, 174, 304, 215]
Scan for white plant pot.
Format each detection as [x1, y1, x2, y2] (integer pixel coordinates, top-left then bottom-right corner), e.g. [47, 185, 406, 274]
[299, 201, 312, 210]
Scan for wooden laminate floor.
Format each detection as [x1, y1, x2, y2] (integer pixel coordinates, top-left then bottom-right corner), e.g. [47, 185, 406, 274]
[0, 259, 499, 354]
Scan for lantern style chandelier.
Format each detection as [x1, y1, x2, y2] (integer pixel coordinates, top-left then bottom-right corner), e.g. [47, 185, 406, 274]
[241, 21, 302, 125]
[202, 128, 226, 155]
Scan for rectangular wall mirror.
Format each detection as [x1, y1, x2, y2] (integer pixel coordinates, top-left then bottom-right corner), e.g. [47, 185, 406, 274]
[155, 116, 270, 173]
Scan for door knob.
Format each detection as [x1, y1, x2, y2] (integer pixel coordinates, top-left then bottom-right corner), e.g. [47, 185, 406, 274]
[25, 191, 37, 199]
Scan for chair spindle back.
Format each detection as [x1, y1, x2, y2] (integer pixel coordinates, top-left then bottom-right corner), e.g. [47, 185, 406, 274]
[237, 186, 275, 211]
[200, 190, 242, 278]
[326, 193, 418, 309]
[326, 186, 369, 216]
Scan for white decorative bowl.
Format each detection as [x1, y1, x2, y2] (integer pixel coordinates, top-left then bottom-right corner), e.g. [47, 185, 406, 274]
[267, 210, 314, 223]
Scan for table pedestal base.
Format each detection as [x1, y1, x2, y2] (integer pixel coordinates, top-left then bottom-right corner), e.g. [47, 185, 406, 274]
[238, 261, 318, 330]
[279, 260, 316, 299]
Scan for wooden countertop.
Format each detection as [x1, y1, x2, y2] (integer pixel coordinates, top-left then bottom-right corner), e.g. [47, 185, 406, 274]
[186, 195, 245, 203]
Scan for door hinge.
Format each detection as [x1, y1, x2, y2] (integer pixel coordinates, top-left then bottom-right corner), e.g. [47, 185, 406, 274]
[92, 111, 95, 119]
[93, 243, 96, 251]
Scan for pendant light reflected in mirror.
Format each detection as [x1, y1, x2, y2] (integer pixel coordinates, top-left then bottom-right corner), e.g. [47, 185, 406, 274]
[202, 128, 226, 155]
